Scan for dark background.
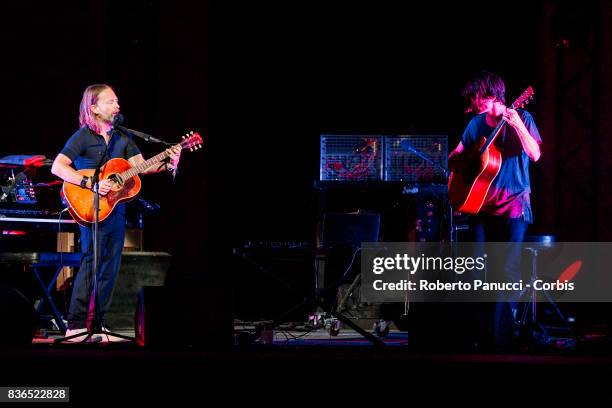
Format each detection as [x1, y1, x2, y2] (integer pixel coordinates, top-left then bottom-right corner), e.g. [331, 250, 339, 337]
[1, 1, 611, 282]
[1, 0, 210, 277]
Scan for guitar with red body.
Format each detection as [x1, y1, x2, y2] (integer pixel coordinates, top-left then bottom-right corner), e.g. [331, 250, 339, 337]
[448, 87, 534, 214]
[62, 131, 203, 226]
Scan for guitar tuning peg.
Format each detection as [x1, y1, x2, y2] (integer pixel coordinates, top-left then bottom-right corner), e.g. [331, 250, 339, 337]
[190, 131, 193, 135]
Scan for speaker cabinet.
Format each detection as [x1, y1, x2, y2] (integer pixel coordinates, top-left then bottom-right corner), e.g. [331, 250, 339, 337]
[106, 252, 170, 329]
[231, 245, 314, 323]
[0, 285, 35, 347]
[135, 284, 233, 349]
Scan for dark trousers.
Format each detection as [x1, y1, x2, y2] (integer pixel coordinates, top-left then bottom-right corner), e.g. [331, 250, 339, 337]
[67, 210, 125, 329]
[472, 214, 528, 351]
[473, 214, 528, 289]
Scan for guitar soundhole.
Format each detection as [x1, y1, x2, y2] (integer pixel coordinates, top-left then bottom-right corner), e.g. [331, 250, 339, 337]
[109, 173, 124, 189]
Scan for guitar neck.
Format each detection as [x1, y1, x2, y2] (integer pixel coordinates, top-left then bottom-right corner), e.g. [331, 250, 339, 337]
[479, 100, 522, 155]
[480, 118, 507, 154]
[118, 147, 175, 179]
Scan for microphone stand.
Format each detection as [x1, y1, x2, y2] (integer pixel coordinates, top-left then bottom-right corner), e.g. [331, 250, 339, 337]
[116, 125, 169, 145]
[401, 142, 454, 242]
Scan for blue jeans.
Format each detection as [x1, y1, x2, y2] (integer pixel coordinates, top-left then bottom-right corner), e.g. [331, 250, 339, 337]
[473, 215, 528, 285]
[472, 214, 528, 351]
[67, 209, 125, 329]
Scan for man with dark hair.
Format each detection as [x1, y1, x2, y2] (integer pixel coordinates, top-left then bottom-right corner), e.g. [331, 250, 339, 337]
[449, 71, 542, 351]
[461, 70, 507, 114]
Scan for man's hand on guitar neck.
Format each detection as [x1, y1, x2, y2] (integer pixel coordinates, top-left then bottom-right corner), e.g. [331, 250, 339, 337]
[165, 145, 182, 172]
[502, 108, 524, 130]
[502, 108, 541, 162]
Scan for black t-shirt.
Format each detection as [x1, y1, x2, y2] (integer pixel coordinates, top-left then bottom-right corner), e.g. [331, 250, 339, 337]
[60, 126, 141, 170]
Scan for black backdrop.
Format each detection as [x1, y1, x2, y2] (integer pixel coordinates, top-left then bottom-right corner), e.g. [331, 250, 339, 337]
[1, 1, 609, 284]
[1, 1, 209, 279]
[212, 1, 544, 245]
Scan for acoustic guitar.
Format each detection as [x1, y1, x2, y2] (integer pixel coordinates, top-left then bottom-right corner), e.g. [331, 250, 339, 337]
[448, 87, 534, 214]
[62, 131, 203, 225]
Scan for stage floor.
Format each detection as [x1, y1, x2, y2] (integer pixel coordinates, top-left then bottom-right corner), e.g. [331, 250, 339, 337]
[5, 325, 612, 403]
[29, 323, 611, 352]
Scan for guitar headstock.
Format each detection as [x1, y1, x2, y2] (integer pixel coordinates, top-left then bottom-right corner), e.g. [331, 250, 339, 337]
[511, 86, 535, 109]
[179, 131, 204, 151]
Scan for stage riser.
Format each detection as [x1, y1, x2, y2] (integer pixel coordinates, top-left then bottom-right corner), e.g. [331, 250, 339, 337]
[106, 252, 171, 330]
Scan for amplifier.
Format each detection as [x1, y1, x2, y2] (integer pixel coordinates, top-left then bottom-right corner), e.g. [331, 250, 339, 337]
[320, 135, 447, 183]
[320, 135, 383, 181]
[385, 135, 447, 183]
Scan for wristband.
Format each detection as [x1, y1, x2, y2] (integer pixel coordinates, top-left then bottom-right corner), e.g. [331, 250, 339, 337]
[80, 175, 89, 189]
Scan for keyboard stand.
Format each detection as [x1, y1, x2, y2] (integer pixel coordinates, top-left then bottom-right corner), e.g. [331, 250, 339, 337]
[0, 252, 82, 333]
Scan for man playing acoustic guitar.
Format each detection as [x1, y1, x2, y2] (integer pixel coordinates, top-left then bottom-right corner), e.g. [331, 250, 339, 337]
[449, 71, 542, 351]
[51, 84, 181, 342]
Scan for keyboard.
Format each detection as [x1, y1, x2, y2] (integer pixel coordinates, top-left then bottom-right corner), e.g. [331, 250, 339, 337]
[0, 208, 63, 218]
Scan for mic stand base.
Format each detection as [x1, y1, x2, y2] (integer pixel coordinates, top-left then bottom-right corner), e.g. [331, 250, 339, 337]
[55, 326, 134, 344]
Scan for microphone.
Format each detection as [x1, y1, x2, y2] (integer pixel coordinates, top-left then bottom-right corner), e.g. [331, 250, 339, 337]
[112, 113, 124, 128]
[1, 172, 26, 201]
[400, 139, 449, 179]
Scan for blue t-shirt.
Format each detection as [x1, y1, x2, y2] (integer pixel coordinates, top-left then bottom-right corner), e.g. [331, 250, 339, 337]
[60, 126, 141, 170]
[461, 110, 542, 223]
